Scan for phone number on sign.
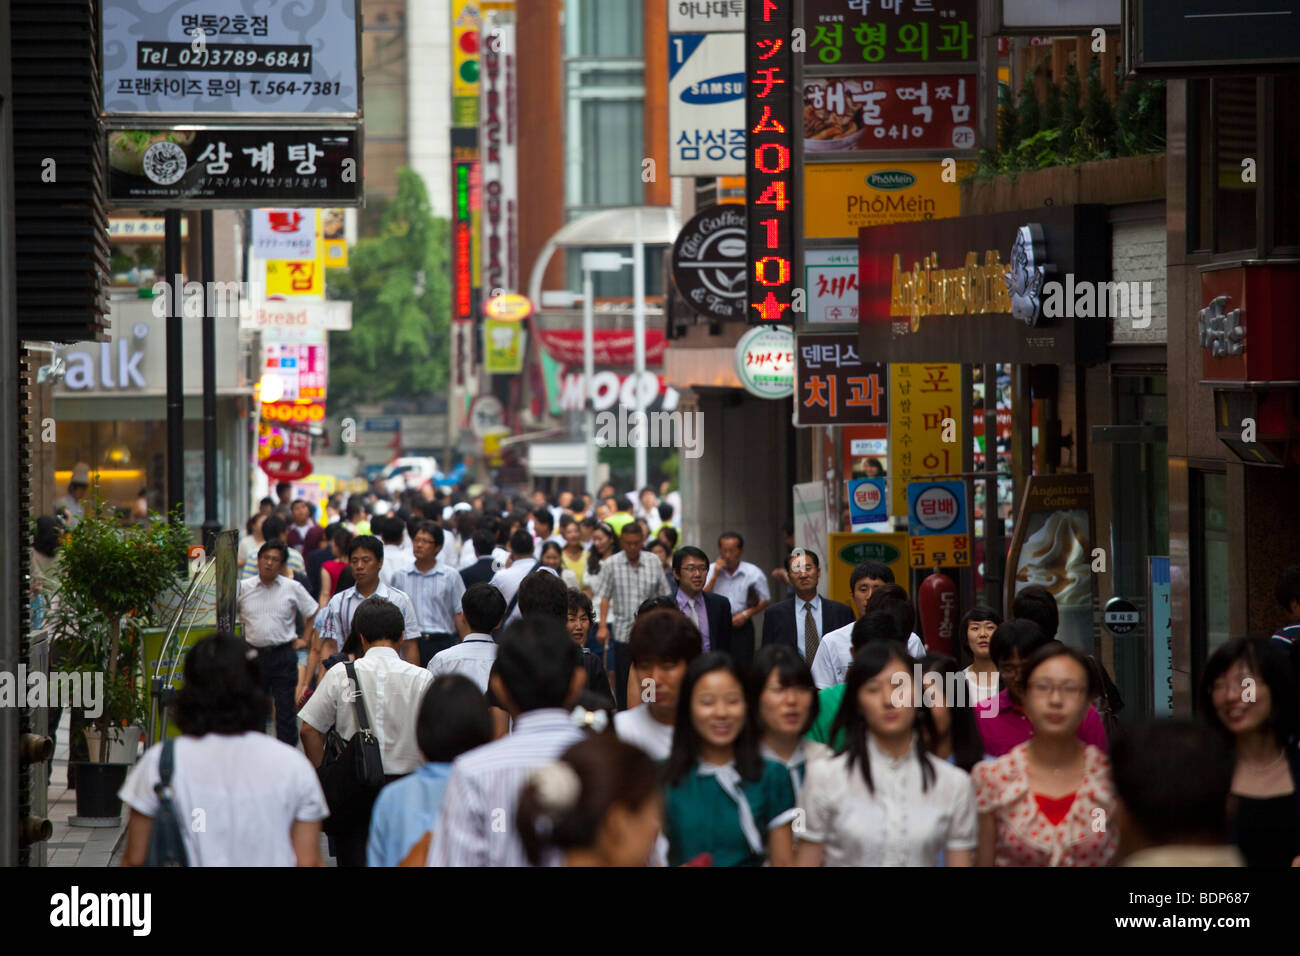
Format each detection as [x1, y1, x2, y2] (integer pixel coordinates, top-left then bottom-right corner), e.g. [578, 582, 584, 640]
[136, 43, 313, 74]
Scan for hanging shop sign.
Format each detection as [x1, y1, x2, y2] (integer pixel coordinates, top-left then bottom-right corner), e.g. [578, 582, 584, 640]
[672, 204, 748, 320]
[745, 0, 797, 324]
[670, 33, 746, 177]
[536, 328, 668, 367]
[670, 1, 746, 32]
[826, 532, 910, 605]
[107, 128, 361, 208]
[802, 0, 978, 65]
[240, 300, 351, 331]
[803, 75, 977, 154]
[262, 341, 327, 402]
[483, 293, 533, 322]
[468, 394, 506, 438]
[859, 205, 1110, 364]
[484, 318, 525, 374]
[261, 452, 313, 481]
[735, 324, 795, 399]
[102, 0, 360, 118]
[888, 362, 961, 516]
[451, 127, 482, 323]
[480, 17, 518, 296]
[847, 477, 887, 528]
[795, 332, 887, 427]
[804, 162, 967, 239]
[805, 248, 858, 324]
[1005, 474, 1097, 655]
[1127, 0, 1300, 73]
[906, 479, 972, 569]
[1198, 264, 1300, 384]
[251, 207, 316, 259]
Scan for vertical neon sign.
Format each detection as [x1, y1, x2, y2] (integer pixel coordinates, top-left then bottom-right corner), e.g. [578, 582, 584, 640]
[746, 0, 795, 324]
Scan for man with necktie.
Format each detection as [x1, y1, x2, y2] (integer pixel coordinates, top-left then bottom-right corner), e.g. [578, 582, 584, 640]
[759, 550, 854, 663]
[671, 546, 732, 656]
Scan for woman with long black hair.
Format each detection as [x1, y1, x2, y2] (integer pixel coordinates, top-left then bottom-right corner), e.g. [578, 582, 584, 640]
[795, 642, 977, 867]
[746, 643, 829, 795]
[662, 653, 798, 867]
[957, 605, 1002, 703]
[921, 653, 987, 772]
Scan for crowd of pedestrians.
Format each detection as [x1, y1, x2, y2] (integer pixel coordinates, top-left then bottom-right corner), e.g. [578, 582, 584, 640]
[108, 481, 1300, 868]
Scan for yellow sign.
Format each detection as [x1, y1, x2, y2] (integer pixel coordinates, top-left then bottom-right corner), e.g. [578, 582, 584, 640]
[889, 363, 963, 516]
[452, 0, 481, 125]
[484, 319, 524, 373]
[804, 161, 970, 239]
[265, 209, 326, 297]
[484, 293, 533, 321]
[826, 532, 911, 606]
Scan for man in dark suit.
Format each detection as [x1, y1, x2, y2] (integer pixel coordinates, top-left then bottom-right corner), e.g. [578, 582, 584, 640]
[670, 546, 733, 655]
[460, 528, 498, 587]
[760, 549, 854, 664]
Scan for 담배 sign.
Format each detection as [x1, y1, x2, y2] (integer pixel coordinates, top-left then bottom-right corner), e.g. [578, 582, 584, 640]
[847, 477, 887, 529]
[907, 480, 971, 569]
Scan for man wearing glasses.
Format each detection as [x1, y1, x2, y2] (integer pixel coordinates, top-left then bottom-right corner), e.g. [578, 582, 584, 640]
[670, 546, 732, 655]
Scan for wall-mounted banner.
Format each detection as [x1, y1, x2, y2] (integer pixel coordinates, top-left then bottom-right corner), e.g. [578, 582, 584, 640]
[805, 248, 858, 323]
[906, 479, 971, 569]
[480, 18, 518, 295]
[735, 324, 795, 399]
[1005, 474, 1096, 655]
[805, 162, 967, 239]
[888, 362, 961, 516]
[804, 75, 977, 154]
[670, 33, 745, 176]
[802, 0, 978, 65]
[795, 332, 887, 427]
[484, 318, 524, 374]
[252, 208, 316, 260]
[670, 0, 745, 32]
[107, 128, 361, 207]
[859, 205, 1110, 364]
[745, 0, 796, 324]
[672, 204, 747, 320]
[103, 0, 360, 118]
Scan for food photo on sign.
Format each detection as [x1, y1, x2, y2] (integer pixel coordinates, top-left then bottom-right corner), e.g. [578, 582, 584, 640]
[803, 76, 978, 153]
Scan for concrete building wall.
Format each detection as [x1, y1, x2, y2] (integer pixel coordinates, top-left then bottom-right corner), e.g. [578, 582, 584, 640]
[408, 0, 452, 219]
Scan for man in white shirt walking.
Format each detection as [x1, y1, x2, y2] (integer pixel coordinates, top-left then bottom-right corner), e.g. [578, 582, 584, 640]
[490, 529, 539, 624]
[811, 573, 926, 689]
[391, 521, 469, 666]
[376, 515, 414, 585]
[300, 597, 433, 867]
[428, 583, 505, 692]
[703, 530, 771, 672]
[317, 536, 421, 664]
[236, 540, 319, 746]
[430, 616, 587, 867]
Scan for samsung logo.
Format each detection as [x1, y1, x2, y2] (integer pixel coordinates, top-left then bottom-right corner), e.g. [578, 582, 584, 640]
[866, 170, 917, 190]
[681, 73, 745, 105]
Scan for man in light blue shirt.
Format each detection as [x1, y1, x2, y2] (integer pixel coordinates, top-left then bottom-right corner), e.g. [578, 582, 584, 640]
[367, 673, 494, 866]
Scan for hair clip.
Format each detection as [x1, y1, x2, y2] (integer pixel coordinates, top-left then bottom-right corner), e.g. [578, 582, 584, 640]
[570, 705, 609, 734]
[529, 760, 582, 813]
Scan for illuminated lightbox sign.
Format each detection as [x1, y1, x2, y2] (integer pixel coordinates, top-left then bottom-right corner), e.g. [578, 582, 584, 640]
[745, 0, 797, 325]
[802, 0, 978, 65]
[803, 75, 978, 155]
[669, 32, 745, 177]
[480, 19, 518, 297]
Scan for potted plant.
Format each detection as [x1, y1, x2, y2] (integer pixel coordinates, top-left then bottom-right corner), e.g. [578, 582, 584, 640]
[45, 499, 190, 821]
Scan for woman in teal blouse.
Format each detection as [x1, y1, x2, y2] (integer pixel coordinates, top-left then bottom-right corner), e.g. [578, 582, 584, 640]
[662, 653, 798, 867]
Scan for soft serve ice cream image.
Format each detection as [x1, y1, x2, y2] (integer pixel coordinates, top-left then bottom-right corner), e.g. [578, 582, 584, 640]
[1013, 509, 1094, 652]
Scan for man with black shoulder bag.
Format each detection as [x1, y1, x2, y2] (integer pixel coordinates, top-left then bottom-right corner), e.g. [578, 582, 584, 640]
[300, 597, 432, 866]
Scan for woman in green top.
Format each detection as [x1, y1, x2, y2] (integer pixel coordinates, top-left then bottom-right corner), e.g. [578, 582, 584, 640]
[747, 644, 830, 795]
[662, 653, 798, 867]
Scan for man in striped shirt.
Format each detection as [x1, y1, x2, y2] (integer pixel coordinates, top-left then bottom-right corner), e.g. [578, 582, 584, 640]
[390, 521, 469, 666]
[318, 536, 421, 663]
[429, 616, 587, 867]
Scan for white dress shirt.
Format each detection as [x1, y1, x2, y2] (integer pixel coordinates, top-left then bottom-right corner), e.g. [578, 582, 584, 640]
[236, 575, 319, 648]
[490, 557, 538, 623]
[704, 560, 770, 615]
[380, 544, 414, 586]
[317, 582, 421, 648]
[614, 704, 674, 761]
[298, 646, 433, 775]
[430, 709, 586, 867]
[794, 595, 824, 661]
[118, 732, 327, 866]
[798, 734, 978, 866]
[427, 634, 497, 693]
[391, 562, 465, 634]
[810, 623, 927, 689]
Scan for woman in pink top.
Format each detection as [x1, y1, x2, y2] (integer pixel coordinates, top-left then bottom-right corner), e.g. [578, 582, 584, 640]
[973, 643, 1117, 867]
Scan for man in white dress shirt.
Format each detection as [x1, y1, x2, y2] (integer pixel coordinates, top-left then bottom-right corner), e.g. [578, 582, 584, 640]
[427, 583, 505, 692]
[236, 540, 319, 746]
[490, 529, 540, 624]
[317, 536, 421, 664]
[376, 515, 414, 585]
[811, 571, 926, 689]
[703, 531, 770, 672]
[300, 597, 433, 867]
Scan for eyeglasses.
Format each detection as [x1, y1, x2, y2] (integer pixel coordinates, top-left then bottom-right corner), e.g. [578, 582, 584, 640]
[1026, 679, 1088, 698]
[679, 564, 709, 573]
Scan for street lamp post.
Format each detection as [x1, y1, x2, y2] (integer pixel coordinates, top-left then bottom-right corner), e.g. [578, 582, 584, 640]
[631, 209, 647, 492]
[581, 251, 631, 496]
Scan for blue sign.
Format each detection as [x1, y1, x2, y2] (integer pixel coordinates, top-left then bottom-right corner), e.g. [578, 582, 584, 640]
[363, 417, 400, 432]
[907, 480, 968, 537]
[847, 478, 887, 526]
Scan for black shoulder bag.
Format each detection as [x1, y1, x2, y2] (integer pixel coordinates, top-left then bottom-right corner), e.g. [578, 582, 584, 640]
[145, 738, 189, 867]
[317, 661, 387, 836]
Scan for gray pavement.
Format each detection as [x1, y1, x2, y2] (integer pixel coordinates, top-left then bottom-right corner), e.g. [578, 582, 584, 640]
[44, 709, 129, 867]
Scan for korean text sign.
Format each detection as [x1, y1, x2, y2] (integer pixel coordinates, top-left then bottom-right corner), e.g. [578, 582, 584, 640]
[907, 479, 971, 568]
[102, 0, 360, 116]
[796, 332, 887, 426]
[802, 0, 978, 65]
[889, 362, 961, 515]
[670, 33, 746, 176]
[803, 75, 977, 153]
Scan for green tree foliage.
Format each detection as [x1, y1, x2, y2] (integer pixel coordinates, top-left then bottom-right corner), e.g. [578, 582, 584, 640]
[997, 80, 1018, 156]
[1042, 77, 1063, 133]
[1015, 70, 1042, 144]
[327, 168, 450, 420]
[1059, 63, 1084, 148]
[1081, 59, 1118, 156]
[1115, 77, 1166, 154]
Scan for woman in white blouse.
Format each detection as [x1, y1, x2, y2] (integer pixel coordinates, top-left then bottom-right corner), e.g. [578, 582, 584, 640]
[795, 641, 978, 867]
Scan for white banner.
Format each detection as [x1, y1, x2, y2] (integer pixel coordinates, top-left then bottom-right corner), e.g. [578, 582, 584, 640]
[669, 0, 746, 32]
[669, 33, 744, 177]
[804, 248, 859, 324]
[251, 208, 316, 260]
[240, 300, 352, 331]
[480, 17, 518, 294]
